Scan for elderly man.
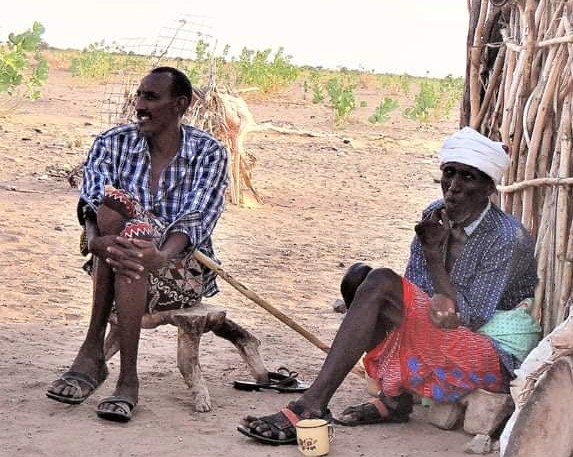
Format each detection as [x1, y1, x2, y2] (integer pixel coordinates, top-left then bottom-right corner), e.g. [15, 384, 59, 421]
[46, 67, 231, 422]
[238, 127, 539, 445]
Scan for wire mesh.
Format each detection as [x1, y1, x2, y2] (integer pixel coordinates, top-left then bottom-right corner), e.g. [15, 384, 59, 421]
[99, 14, 216, 128]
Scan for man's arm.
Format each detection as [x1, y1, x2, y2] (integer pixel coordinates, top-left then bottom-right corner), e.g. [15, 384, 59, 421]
[78, 135, 115, 219]
[414, 209, 461, 328]
[167, 139, 228, 251]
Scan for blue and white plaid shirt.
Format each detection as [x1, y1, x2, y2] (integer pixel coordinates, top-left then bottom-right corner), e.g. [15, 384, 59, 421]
[79, 123, 229, 296]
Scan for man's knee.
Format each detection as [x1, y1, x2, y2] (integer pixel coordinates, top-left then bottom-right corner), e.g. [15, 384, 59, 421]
[341, 262, 372, 306]
[96, 204, 127, 235]
[359, 267, 402, 298]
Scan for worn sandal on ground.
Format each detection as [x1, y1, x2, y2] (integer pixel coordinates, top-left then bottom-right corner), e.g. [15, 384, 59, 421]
[237, 401, 332, 445]
[96, 396, 136, 423]
[46, 368, 108, 405]
[233, 367, 309, 393]
[334, 392, 413, 426]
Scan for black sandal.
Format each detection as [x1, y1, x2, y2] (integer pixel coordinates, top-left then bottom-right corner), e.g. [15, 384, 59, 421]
[238, 401, 331, 445]
[96, 395, 137, 423]
[46, 368, 108, 405]
[334, 392, 413, 426]
[233, 367, 309, 393]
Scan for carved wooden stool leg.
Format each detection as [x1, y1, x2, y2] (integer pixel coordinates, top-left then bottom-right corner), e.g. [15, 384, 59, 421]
[171, 307, 226, 412]
[211, 318, 268, 383]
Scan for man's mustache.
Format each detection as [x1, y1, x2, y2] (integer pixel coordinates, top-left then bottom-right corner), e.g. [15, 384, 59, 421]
[136, 110, 152, 118]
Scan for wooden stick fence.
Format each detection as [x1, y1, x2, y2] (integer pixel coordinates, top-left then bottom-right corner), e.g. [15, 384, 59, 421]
[465, 0, 573, 335]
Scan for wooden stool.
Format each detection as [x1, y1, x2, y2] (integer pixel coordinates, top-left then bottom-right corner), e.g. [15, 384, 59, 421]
[103, 303, 268, 412]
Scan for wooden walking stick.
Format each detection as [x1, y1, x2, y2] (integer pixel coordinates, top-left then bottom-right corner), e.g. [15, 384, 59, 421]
[192, 250, 365, 377]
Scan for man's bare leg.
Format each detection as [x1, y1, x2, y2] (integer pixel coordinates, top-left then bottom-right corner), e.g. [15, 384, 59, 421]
[95, 211, 150, 416]
[243, 264, 404, 439]
[47, 206, 124, 401]
[95, 264, 147, 416]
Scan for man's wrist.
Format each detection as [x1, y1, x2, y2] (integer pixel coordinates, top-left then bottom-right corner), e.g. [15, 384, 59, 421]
[422, 246, 442, 260]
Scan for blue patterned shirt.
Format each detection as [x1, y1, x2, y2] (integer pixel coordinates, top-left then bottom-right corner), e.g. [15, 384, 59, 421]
[405, 199, 538, 373]
[79, 123, 228, 296]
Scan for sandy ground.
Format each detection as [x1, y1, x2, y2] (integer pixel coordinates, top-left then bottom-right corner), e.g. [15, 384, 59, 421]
[0, 69, 486, 456]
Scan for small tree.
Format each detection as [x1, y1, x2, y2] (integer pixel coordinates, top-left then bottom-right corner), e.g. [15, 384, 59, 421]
[0, 21, 49, 100]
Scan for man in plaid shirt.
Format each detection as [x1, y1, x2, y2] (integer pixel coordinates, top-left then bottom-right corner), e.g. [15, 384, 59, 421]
[46, 67, 229, 422]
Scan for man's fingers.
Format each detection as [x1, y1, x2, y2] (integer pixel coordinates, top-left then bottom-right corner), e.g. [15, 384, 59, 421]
[114, 236, 133, 248]
[429, 307, 442, 327]
[429, 306, 459, 329]
[106, 256, 144, 276]
[439, 208, 450, 226]
[107, 243, 143, 259]
[427, 209, 442, 224]
[131, 238, 154, 248]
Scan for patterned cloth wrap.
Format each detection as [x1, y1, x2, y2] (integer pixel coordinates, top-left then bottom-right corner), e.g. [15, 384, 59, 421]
[478, 300, 541, 362]
[83, 187, 204, 313]
[363, 278, 504, 403]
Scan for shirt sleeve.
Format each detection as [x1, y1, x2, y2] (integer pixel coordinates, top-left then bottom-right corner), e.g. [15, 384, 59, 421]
[404, 202, 439, 295]
[456, 236, 515, 330]
[167, 140, 228, 249]
[77, 135, 115, 225]
[404, 237, 425, 285]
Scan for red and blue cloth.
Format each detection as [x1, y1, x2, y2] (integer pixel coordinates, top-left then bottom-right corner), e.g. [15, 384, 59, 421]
[363, 278, 504, 403]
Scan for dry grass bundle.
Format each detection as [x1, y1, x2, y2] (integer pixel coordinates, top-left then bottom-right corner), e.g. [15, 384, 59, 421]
[188, 77, 262, 206]
[464, 0, 573, 334]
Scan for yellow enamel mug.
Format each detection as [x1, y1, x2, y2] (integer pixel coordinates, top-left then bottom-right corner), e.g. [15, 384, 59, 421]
[295, 418, 335, 456]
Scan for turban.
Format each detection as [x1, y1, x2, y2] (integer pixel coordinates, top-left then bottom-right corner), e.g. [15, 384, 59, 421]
[438, 127, 510, 184]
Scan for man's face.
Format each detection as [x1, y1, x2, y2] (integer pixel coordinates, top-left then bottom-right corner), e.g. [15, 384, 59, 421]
[134, 72, 182, 138]
[440, 162, 495, 225]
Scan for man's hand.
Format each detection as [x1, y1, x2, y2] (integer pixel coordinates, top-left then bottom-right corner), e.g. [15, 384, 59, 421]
[88, 234, 120, 259]
[429, 294, 460, 329]
[94, 236, 166, 283]
[129, 238, 168, 271]
[414, 209, 449, 253]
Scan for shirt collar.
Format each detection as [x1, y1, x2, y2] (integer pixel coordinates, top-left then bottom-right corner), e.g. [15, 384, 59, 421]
[130, 124, 186, 156]
[463, 200, 491, 236]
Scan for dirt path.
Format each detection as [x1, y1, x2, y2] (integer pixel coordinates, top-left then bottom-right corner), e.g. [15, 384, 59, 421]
[0, 69, 481, 456]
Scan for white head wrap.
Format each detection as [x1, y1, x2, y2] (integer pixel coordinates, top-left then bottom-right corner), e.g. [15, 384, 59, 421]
[438, 127, 510, 184]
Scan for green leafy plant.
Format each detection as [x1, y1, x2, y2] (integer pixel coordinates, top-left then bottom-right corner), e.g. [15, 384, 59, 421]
[236, 47, 299, 93]
[377, 73, 411, 96]
[304, 71, 324, 103]
[312, 84, 324, 103]
[0, 21, 48, 100]
[70, 41, 119, 80]
[438, 74, 464, 117]
[326, 77, 356, 127]
[185, 36, 211, 86]
[403, 76, 464, 123]
[368, 97, 399, 124]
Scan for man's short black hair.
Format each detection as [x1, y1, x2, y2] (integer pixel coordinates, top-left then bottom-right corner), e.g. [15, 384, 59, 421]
[150, 66, 192, 100]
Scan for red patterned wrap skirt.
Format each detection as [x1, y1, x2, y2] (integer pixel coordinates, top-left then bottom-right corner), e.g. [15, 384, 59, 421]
[363, 278, 504, 403]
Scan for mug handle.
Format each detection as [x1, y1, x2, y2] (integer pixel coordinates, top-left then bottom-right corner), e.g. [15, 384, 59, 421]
[328, 423, 335, 443]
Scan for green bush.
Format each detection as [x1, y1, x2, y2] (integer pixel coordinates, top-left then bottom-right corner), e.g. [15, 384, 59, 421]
[368, 97, 399, 124]
[303, 71, 324, 103]
[0, 21, 48, 100]
[403, 76, 463, 123]
[326, 77, 356, 127]
[70, 41, 119, 80]
[236, 47, 299, 93]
